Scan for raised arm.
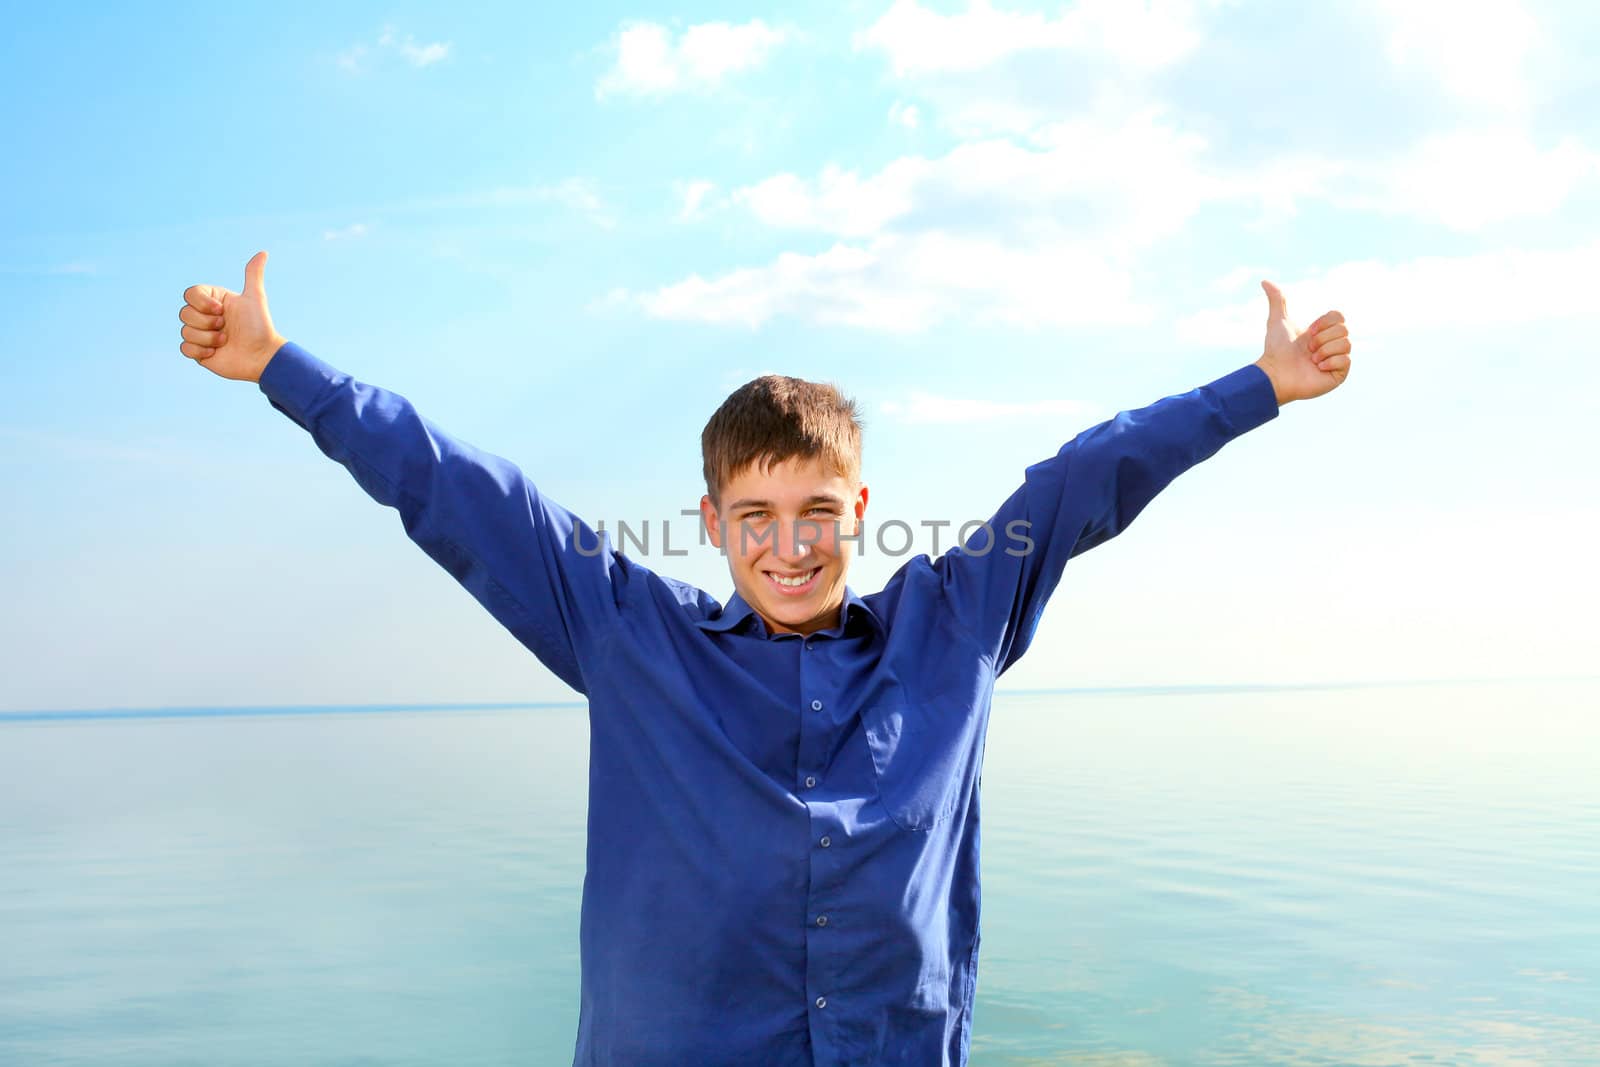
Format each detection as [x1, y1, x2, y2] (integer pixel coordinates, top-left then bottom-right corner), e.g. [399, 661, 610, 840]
[178, 252, 628, 693]
[933, 280, 1352, 674]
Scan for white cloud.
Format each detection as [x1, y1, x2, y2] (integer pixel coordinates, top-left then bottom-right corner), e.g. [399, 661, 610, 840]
[630, 105, 1288, 332]
[728, 106, 1599, 249]
[378, 26, 451, 68]
[675, 179, 720, 221]
[402, 41, 451, 67]
[322, 223, 370, 242]
[534, 178, 615, 228]
[881, 392, 1096, 423]
[598, 20, 787, 97]
[1208, 126, 1600, 234]
[338, 24, 451, 73]
[1228, 125, 1600, 234]
[642, 97, 1600, 333]
[1373, 0, 1541, 112]
[889, 101, 921, 130]
[854, 1, 1223, 138]
[735, 163, 920, 239]
[623, 3, 1594, 338]
[645, 122, 1600, 333]
[635, 232, 1152, 332]
[1332, 127, 1600, 232]
[733, 106, 1220, 248]
[1175, 240, 1600, 348]
[855, 0, 1206, 77]
[656, 7, 1216, 334]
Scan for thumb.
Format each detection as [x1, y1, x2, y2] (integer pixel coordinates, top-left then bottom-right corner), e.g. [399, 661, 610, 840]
[1261, 279, 1286, 320]
[244, 250, 269, 298]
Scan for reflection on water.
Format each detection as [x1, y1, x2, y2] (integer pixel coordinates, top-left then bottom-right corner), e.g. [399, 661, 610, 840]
[2, 679, 1596, 1065]
[973, 680, 1600, 1065]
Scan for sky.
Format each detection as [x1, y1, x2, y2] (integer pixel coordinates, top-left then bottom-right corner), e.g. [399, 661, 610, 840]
[2, 0, 1598, 712]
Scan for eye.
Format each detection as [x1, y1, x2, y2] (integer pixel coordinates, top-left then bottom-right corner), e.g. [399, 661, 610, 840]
[742, 510, 770, 521]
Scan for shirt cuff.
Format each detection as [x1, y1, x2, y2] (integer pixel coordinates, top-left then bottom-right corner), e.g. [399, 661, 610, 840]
[257, 341, 348, 426]
[1206, 363, 1280, 434]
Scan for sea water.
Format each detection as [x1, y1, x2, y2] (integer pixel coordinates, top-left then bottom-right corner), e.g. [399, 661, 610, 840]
[2, 679, 1597, 1065]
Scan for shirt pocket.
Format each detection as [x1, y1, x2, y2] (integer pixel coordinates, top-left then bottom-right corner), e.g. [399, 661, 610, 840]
[861, 686, 986, 832]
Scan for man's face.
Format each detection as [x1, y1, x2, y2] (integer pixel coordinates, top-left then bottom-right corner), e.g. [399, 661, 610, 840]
[700, 456, 869, 636]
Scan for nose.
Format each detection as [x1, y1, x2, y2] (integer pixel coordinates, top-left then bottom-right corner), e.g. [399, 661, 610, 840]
[774, 518, 819, 562]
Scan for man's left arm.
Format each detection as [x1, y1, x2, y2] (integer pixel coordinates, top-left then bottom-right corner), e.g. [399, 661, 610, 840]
[933, 280, 1352, 674]
[1254, 280, 1351, 405]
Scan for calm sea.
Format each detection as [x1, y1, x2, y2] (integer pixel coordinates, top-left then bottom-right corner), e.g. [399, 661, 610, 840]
[2, 679, 1597, 1065]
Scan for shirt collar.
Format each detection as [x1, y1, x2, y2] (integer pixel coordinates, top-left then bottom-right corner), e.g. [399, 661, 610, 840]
[695, 587, 884, 640]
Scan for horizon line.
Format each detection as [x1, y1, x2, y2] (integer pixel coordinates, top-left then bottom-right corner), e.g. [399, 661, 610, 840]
[3, 673, 1596, 723]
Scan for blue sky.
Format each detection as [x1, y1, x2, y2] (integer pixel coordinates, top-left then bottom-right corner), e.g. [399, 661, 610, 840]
[3, 0, 1598, 712]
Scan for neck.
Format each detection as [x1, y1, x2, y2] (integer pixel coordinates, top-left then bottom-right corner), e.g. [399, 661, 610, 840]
[755, 596, 845, 637]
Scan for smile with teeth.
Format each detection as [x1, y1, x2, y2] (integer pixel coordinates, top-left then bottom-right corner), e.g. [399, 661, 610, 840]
[767, 567, 820, 590]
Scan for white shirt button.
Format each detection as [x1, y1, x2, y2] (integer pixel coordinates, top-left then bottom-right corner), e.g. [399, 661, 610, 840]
[804, 776, 816, 789]
[816, 996, 827, 1009]
[816, 915, 828, 927]
[811, 699, 823, 711]
[820, 836, 831, 847]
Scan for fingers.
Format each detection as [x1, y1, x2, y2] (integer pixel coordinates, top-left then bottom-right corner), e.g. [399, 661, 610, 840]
[1315, 338, 1351, 362]
[179, 280, 232, 366]
[179, 301, 226, 352]
[1307, 309, 1345, 334]
[179, 304, 224, 330]
[181, 323, 227, 347]
[1261, 279, 1287, 318]
[244, 250, 268, 297]
[1309, 323, 1348, 353]
[1316, 352, 1350, 375]
[183, 284, 225, 315]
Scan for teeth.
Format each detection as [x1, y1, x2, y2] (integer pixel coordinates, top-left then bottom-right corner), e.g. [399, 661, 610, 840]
[771, 569, 817, 587]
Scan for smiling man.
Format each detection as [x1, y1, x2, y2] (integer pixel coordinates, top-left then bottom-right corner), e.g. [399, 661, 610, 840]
[698, 373, 870, 636]
[705, 451, 863, 634]
[178, 250, 1352, 1067]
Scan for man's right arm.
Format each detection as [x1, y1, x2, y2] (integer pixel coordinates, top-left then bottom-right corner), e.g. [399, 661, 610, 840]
[179, 253, 627, 693]
[257, 340, 627, 694]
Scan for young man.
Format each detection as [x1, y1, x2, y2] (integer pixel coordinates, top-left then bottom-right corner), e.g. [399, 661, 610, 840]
[178, 251, 1352, 1066]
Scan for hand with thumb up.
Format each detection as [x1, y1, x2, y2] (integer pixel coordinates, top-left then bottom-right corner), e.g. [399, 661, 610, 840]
[178, 251, 288, 383]
[1253, 279, 1351, 406]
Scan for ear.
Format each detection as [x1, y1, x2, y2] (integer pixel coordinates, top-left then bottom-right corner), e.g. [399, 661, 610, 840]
[853, 483, 869, 525]
[699, 493, 723, 549]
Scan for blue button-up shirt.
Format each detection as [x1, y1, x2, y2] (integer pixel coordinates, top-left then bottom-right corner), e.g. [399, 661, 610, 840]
[259, 343, 1279, 1065]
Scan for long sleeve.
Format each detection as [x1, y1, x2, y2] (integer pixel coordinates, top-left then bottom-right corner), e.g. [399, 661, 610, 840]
[258, 341, 628, 694]
[933, 362, 1280, 674]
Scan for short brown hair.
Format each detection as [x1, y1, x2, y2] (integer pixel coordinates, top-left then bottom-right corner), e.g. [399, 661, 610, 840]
[701, 374, 863, 504]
